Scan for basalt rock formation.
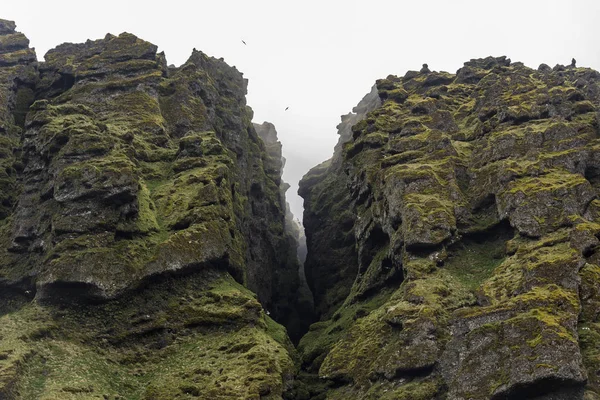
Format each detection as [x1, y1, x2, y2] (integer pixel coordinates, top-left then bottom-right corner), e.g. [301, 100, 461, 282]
[0, 19, 304, 399]
[3, 17, 600, 400]
[299, 84, 382, 321]
[299, 56, 600, 399]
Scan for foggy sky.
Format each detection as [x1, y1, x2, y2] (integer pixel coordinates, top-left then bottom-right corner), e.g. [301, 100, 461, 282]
[3, 0, 600, 219]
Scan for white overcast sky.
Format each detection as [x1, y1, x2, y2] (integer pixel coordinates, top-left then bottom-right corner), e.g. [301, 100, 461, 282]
[3, 0, 600, 219]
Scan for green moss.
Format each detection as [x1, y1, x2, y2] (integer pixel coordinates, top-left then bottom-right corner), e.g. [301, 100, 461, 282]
[384, 88, 409, 104]
[481, 239, 578, 303]
[117, 182, 160, 234]
[107, 91, 166, 130]
[17, 340, 143, 399]
[327, 377, 441, 400]
[45, 235, 155, 288]
[0, 32, 29, 50]
[80, 70, 164, 93]
[76, 59, 159, 80]
[4, 271, 295, 399]
[402, 193, 456, 246]
[0, 48, 35, 65]
[298, 57, 600, 398]
[573, 100, 595, 114]
[0, 304, 55, 397]
[579, 322, 600, 395]
[403, 257, 437, 279]
[370, 379, 440, 400]
[265, 315, 288, 346]
[158, 72, 210, 131]
[390, 269, 475, 317]
[318, 306, 392, 383]
[506, 308, 577, 343]
[56, 154, 135, 186]
[451, 299, 579, 399]
[385, 160, 451, 187]
[504, 170, 587, 195]
[297, 289, 391, 372]
[444, 230, 509, 291]
[141, 326, 293, 400]
[317, 268, 473, 386]
[152, 163, 233, 230]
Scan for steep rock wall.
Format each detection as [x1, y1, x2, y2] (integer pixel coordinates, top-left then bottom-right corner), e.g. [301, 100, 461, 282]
[0, 19, 37, 220]
[299, 85, 381, 322]
[253, 121, 313, 342]
[299, 57, 600, 399]
[0, 20, 302, 399]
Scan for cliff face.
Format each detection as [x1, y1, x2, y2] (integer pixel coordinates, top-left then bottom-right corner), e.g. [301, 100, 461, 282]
[0, 19, 37, 220]
[299, 85, 381, 321]
[299, 57, 600, 399]
[4, 16, 600, 400]
[0, 20, 302, 399]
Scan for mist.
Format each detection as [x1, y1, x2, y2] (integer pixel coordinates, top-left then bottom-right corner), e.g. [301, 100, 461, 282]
[3, 0, 599, 218]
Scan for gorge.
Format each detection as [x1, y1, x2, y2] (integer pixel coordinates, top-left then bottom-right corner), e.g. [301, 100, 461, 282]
[1, 19, 600, 400]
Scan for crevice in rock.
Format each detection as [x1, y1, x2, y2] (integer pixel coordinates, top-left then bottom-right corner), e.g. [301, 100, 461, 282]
[50, 72, 75, 96]
[409, 242, 446, 258]
[36, 281, 109, 305]
[359, 226, 389, 270]
[3, 21, 600, 398]
[490, 378, 584, 400]
[12, 86, 35, 128]
[113, 230, 137, 241]
[352, 225, 404, 301]
[585, 166, 600, 192]
[389, 364, 435, 381]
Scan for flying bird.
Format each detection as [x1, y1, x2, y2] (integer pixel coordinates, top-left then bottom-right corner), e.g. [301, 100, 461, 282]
[285, 107, 289, 111]
[242, 40, 247, 45]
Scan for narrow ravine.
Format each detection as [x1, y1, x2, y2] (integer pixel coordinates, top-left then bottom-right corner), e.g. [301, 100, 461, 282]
[2, 17, 600, 400]
[290, 57, 600, 400]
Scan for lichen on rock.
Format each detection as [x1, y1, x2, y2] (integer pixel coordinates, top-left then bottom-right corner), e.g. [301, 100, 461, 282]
[299, 56, 600, 399]
[2, 16, 600, 399]
[0, 20, 304, 399]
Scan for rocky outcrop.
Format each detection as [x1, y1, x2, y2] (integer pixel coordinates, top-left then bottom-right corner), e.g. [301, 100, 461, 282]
[299, 84, 382, 322]
[299, 57, 600, 399]
[0, 19, 37, 220]
[3, 17, 600, 400]
[0, 20, 302, 399]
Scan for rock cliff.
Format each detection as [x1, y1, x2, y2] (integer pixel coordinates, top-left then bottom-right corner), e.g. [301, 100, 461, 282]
[0, 20, 302, 399]
[299, 56, 600, 399]
[3, 16, 600, 400]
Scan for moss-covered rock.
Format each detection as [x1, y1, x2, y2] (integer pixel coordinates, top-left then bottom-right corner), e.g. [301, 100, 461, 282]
[299, 56, 600, 398]
[0, 270, 296, 400]
[0, 22, 304, 399]
[0, 19, 37, 221]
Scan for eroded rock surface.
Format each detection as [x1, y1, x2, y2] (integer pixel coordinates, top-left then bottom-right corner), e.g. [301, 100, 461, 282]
[299, 56, 600, 399]
[0, 19, 37, 220]
[0, 20, 302, 399]
[3, 17, 600, 400]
